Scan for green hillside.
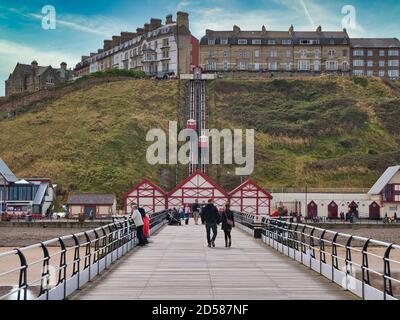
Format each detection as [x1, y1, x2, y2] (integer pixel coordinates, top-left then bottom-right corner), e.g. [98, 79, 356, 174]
[1, 76, 400, 205]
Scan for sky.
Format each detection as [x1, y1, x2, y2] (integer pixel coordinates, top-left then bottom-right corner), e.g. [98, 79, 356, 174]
[0, 0, 399, 96]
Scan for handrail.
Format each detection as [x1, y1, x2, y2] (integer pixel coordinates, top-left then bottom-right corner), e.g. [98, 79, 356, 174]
[0, 210, 169, 300]
[233, 212, 400, 300]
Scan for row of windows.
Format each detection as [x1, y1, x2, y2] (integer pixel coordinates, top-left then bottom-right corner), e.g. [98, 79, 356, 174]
[353, 49, 399, 57]
[207, 61, 349, 71]
[207, 49, 347, 59]
[353, 70, 400, 77]
[2, 186, 39, 201]
[207, 39, 325, 46]
[353, 60, 400, 67]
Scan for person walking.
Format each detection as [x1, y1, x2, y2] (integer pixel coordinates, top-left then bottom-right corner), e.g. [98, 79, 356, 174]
[201, 199, 220, 247]
[192, 200, 201, 225]
[130, 204, 146, 246]
[221, 203, 235, 247]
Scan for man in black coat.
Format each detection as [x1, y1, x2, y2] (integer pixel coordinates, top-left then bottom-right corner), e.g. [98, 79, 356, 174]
[201, 199, 220, 247]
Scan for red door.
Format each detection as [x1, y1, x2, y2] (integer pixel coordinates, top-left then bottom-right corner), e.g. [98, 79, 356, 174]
[307, 201, 318, 218]
[328, 201, 338, 219]
[369, 202, 380, 220]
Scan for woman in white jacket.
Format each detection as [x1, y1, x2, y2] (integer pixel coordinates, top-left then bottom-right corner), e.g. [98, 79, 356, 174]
[130, 204, 146, 246]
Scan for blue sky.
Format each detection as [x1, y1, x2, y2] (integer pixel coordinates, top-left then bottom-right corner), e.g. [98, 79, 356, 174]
[0, 0, 399, 96]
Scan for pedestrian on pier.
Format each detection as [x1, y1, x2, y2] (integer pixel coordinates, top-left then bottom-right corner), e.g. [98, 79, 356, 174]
[202, 199, 220, 247]
[130, 204, 147, 246]
[192, 199, 201, 225]
[221, 203, 235, 247]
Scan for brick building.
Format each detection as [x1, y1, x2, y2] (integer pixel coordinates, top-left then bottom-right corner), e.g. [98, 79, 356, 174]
[199, 25, 351, 75]
[5, 61, 72, 97]
[350, 38, 400, 79]
[74, 12, 199, 78]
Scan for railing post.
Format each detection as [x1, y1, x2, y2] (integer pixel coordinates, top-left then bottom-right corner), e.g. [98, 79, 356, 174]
[319, 230, 326, 275]
[361, 239, 371, 300]
[345, 236, 353, 291]
[383, 244, 394, 300]
[15, 249, 28, 300]
[331, 233, 339, 282]
[72, 235, 81, 289]
[39, 242, 50, 299]
[57, 237, 67, 299]
[83, 232, 91, 280]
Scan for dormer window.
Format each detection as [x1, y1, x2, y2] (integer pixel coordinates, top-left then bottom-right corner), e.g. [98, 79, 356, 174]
[268, 40, 276, 45]
[208, 39, 216, 45]
[238, 39, 248, 45]
[221, 39, 228, 45]
[252, 39, 262, 45]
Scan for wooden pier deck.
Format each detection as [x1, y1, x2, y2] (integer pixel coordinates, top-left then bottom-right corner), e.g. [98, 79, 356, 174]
[71, 223, 357, 300]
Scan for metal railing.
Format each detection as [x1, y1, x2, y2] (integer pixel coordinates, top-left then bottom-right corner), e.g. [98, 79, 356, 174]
[0, 210, 169, 300]
[234, 212, 400, 300]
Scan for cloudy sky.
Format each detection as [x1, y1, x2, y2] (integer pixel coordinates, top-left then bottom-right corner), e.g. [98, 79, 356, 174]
[0, 0, 399, 95]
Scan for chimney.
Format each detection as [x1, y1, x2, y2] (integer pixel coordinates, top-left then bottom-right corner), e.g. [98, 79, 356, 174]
[233, 25, 241, 33]
[31, 60, 38, 69]
[112, 36, 121, 47]
[166, 14, 173, 24]
[120, 32, 136, 43]
[289, 25, 294, 36]
[150, 18, 162, 31]
[316, 25, 322, 33]
[262, 25, 266, 33]
[60, 62, 67, 70]
[136, 28, 144, 36]
[144, 23, 150, 33]
[176, 11, 189, 29]
[103, 40, 112, 51]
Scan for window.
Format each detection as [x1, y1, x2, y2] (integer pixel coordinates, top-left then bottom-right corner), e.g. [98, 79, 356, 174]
[270, 50, 278, 58]
[221, 39, 228, 45]
[379, 70, 385, 77]
[353, 70, 364, 76]
[163, 38, 169, 47]
[282, 39, 292, 45]
[353, 50, 364, 56]
[207, 61, 216, 70]
[208, 39, 215, 45]
[388, 60, 399, 67]
[380, 50, 385, 57]
[314, 49, 320, 58]
[286, 63, 292, 71]
[223, 50, 229, 57]
[367, 70, 374, 77]
[367, 61, 374, 67]
[268, 62, 277, 70]
[208, 51, 215, 58]
[254, 50, 260, 58]
[254, 63, 260, 71]
[239, 61, 247, 70]
[389, 50, 399, 56]
[223, 61, 229, 71]
[328, 50, 335, 57]
[342, 61, 349, 71]
[300, 49, 307, 58]
[298, 60, 310, 70]
[252, 39, 262, 45]
[368, 50, 373, 57]
[286, 50, 291, 58]
[342, 49, 348, 57]
[313, 61, 320, 71]
[268, 40, 276, 45]
[300, 39, 319, 45]
[388, 70, 399, 78]
[379, 60, 385, 67]
[239, 50, 247, 57]
[238, 39, 248, 45]
[353, 60, 364, 67]
[326, 61, 338, 71]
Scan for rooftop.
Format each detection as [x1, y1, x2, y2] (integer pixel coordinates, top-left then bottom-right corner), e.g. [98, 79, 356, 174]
[67, 193, 116, 205]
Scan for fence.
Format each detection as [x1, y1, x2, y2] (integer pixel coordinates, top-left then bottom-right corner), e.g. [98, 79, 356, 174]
[0, 210, 169, 300]
[234, 212, 400, 300]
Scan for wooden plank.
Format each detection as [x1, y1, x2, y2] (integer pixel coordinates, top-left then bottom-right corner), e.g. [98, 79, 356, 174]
[71, 223, 357, 300]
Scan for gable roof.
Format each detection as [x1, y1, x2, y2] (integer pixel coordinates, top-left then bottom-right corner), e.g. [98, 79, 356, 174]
[368, 166, 400, 195]
[123, 179, 166, 198]
[0, 158, 18, 183]
[167, 171, 229, 197]
[229, 179, 272, 199]
[67, 193, 116, 205]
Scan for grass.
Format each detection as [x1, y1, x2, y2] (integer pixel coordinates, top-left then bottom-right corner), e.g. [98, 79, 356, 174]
[1, 76, 400, 205]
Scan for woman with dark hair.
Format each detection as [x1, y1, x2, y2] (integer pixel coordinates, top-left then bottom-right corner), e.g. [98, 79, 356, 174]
[221, 203, 235, 247]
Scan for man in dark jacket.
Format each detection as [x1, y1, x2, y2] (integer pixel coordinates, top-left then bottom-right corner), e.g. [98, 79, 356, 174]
[201, 199, 220, 247]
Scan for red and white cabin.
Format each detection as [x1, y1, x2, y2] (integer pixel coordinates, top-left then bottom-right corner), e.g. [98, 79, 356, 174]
[124, 179, 166, 214]
[229, 179, 272, 216]
[167, 171, 228, 209]
[186, 119, 197, 131]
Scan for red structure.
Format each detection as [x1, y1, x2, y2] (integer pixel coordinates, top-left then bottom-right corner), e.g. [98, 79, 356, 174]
[307, 201, 318, 218]
[328, 201, 338, 219]
[123, 179, 166, 214]
[167, 171, 228, 209]
[229, 179, 272, 215]
[190, 36, 200, 70]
